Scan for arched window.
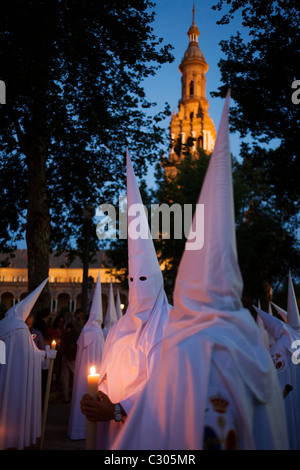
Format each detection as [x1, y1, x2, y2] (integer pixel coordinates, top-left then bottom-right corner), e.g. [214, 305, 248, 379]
[57, 293, 70, 314]
[189, 81, 194, 96]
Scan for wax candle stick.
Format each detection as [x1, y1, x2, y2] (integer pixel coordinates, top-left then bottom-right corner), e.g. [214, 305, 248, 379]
[39, 348, 57, 449]
[51, 340, 56, 350]
[86, 366, 99, 450]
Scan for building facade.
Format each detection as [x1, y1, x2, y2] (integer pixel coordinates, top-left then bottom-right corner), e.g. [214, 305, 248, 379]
[0, 250, 128, 320]
[166, 5, 216, 179]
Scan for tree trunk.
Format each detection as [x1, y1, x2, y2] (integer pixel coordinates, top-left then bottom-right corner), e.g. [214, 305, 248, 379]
[25, 136, 51, 316]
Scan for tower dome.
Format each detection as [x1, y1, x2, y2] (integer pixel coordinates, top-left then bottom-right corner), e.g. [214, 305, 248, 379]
[180, 4, 207, 72]
[165, 3, 217, 179]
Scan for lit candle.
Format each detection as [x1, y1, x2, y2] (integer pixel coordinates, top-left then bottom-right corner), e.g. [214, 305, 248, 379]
[88, 366, 99, 396]
[51, 340, 56, 350]
[86, 366, 99, 450]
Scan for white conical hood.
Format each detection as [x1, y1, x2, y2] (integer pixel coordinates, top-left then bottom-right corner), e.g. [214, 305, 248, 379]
[254, 305, 299, 353]
[271, 301, 287, 322]
[287, 271, 300, 332]
[104, 280, 117, 329]
[126, 148, 164, 322]
[172, 90, 243, 319]
[85, 271, 103, 328]
[6, 277, 49, 322]
[69, 271, 105, 439]
[96, 149, 171, 406]
[78, 271, 104, 349]
[160, 92, 272, 406]
[115, 289, 123, 320]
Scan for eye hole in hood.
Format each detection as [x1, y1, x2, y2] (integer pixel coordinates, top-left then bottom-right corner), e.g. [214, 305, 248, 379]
[139, 276, 147, 281]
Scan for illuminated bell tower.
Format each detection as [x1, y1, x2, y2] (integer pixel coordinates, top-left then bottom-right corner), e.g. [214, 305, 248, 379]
[166, 4, 216, 179]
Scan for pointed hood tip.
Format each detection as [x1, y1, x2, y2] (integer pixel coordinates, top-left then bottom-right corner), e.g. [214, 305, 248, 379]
[253, 304, 279, 338]
[126, 148, 164, 322]
[126, 148, 162, 277]
[271, 301, 287, 322]
[173, 92, 243, 314]
[287, 271, 300, 330]
[6, 277, 49, 322]
[86, 270, 103, 326]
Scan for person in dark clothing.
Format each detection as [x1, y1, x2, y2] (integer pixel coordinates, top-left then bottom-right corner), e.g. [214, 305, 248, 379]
[25, 313, 47, 408]
[33, 308, 51, 339]
[25, 313, 46, 351]
[60, 323, 79, 403]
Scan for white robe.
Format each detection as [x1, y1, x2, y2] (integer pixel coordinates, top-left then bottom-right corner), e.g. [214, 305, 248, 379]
[255, 307, 300, 450]
[112, 93, 289, 451]
[95, 149, 172, 450]
[67, 326, 105, 439]
[270, 339, 300, 450]
[68, 272, 105, 440]
[96, 291, 171, 449]
[112, 310, 288, 450]
[0, 318, 44, 449]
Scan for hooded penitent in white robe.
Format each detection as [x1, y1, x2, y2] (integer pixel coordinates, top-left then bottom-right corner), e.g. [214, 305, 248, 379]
[68, 271, 105, 439]
[254, 305, 300, 449]
[96, 149, 172, 449]
[272, 271, 300, 332]
[102, 281, 118, 340]
[112, 92, 289, 451]
[0, 278, 48, 450]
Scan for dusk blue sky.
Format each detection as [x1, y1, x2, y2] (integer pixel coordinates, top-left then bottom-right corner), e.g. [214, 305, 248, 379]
[139, 0, 254, 187]
[143, 1, 245, 161]
[18, 2, 247, 248]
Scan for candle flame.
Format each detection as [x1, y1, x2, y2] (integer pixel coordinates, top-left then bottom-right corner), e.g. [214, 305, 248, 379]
[90, 366, 96, 375]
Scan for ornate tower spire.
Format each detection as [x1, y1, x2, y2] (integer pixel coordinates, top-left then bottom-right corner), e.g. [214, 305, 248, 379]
[187, 3, 200, 43]
[165, 4, 217, 179]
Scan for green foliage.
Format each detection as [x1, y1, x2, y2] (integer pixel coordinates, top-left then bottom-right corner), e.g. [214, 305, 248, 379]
[152, 144, 299, 306]
[209, 0, 299, 306]
[0, 0, 174, 256]
[232, 143, 300, 307]
[211, 0, 299, 215]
